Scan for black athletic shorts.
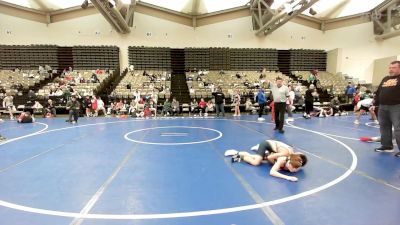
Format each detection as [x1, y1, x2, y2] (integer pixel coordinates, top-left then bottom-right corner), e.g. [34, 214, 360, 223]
[359, 105, 369, 111]
[256, 140, 275, 158]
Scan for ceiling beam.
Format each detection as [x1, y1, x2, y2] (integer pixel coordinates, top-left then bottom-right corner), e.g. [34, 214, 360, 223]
[135, 1, 192, 27]
[0, 0, 382, 32]
[196, 6, 250, 27]
[32, 0, 50, 12]
[259, 0, 321, 35]
[292, 14, 322, 30]
[323, 13, 371, 31]
[50, 5, 99, 23]
[0, 0, 46, 23]
[192, 0, 200, 16]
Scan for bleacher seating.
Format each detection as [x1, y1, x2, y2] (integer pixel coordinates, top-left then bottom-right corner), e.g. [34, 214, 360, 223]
[294, 71, 350, 94]
[36, 70, 111, 98]
[114, 70, 171, 100]
[288, 49, 327, 71]
[0, 45, 58, 70]
[72, 46, 119, 70]
[0, 70, 50, 97]
[186, 70, 290, 102]
[128, 47, 171, 70]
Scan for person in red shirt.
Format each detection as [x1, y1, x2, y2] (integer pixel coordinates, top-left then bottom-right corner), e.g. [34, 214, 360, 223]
[353, 89, 361, 113]
[198, 98, 207, 116]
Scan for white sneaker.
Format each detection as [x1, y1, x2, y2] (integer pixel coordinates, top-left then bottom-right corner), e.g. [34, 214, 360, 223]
[258, 117, 265, 121]
[224, 149, 239, 156]
[354, 120, 360, 124]
[374, 120, 379, 125]
[287, 117, 294, 122]
[204, 113, 208, 117]
[251, 144, 259, 151]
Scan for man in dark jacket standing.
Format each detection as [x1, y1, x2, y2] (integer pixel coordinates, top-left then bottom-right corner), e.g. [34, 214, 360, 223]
[373, 61, 400, 157]
[66, 95, 80, 124]
[212, 87, 225, 117]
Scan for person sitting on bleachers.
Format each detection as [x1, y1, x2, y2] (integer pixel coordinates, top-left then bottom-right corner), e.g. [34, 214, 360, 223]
[189, 86, 195, 94]
[205, 100, 215, 116]
[95, 97, 106, 117]
[197, 98, 207, 116]
[44, 99, 56, 117]
[90, 73, 100, 83]
[190, 98, 199, 115]
[330, 96, 344, 116]
[114, 99, 124, 115]
[171, 97, 180, 116]
[243, 79, 250, 87]
[129, 65, 135, 75]
[162, 98, 172, 116]
[65, 95, 80, 124]
[83, 96, 92, 117]
[128, 98, 137, 116]
[107, 101, 116, 115]
[32, 100, 43, 114]
[245, 98, 256, 114]
[235, 72, 242, 79]
[120, 99, 129, 115]
[148, 98, 157, 117]
[32, 101, 43, 109]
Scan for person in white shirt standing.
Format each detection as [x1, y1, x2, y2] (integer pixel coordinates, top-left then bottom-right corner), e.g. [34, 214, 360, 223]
[2, 92, 15, 120]
[286, 85, 295, 122]
[95, 96, 106, 117]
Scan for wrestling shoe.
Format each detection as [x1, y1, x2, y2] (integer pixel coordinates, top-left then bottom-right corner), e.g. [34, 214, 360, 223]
[231, 154, 241, 163]
[374, 147, 394, 153]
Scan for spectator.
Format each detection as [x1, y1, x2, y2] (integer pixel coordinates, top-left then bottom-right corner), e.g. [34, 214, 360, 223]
[162, 98, 172, 116]
[2, 92, 15, 120]
[304, 84, 316, 119]
[212, 87, 225, 117]
[190, 98, 199, 115]
[95, 97, 106, 117]
[83, 96, 92, 117]
[232, 89, 241, 117]
[206, 100, 215, 116]
[245, 98, 256, 115]
[91, 73, 100, 83]
[373, 60, 400, 156]
[345, 82, 356, 103]
[65, 95, 80, 123]
[44, 99, 56, 117]
[198, 98, 207, 117]
[257, 88, 267, 121]
[171, 97, 180, 116]
[286, 85, 295, 122]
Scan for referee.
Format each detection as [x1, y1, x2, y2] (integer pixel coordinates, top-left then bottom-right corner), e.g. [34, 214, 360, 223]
[269, 77, 289, 133]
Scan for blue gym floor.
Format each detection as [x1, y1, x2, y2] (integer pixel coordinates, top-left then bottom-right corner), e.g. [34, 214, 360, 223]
[0, 114, 399, 225]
